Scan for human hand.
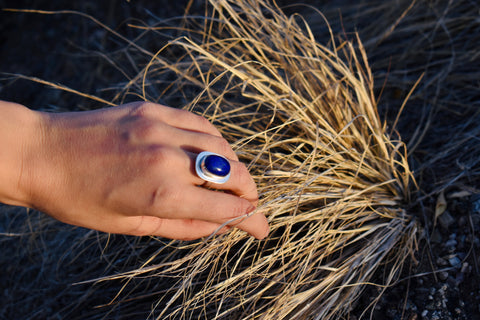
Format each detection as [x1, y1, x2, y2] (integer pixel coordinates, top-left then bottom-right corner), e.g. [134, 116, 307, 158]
[15, 101, 269, 240]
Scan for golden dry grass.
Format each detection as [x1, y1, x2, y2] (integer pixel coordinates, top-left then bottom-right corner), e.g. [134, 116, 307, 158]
[82, 1, 419, 318]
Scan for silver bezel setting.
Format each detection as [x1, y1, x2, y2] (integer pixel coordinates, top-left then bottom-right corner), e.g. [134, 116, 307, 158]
[195, 151, 231, 184]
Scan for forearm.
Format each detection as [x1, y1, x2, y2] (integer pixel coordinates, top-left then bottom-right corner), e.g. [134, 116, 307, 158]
[0, 100, 41, 208]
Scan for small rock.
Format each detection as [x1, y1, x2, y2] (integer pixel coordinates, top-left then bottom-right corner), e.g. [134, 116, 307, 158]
[461, 262, 469, 273]
[421, 309, 429, 317]
[438, 211, 455, 229]
[406, 300, 418, 312]
[438, 271, 449, 281]
[436, 257, 448, 266]
[449, 256, 462, 268]
[445, 239, 457, 248]
[426, 302, 436, 310]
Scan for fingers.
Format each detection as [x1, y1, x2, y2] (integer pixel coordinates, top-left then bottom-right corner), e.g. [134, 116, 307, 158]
[120, 216, 231, 240]
[159, 186, 268, 240]
[150, 149, 262, 238]
[117, 101, 267, 239]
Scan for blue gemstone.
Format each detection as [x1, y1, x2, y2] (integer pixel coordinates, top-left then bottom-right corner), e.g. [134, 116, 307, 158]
[204, 155, 230, 177]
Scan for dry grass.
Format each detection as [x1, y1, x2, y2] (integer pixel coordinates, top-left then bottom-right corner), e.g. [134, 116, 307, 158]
[84, 1, 418, 319]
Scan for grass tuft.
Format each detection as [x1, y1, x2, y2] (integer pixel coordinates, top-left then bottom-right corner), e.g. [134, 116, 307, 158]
[92, 1, 418, 318]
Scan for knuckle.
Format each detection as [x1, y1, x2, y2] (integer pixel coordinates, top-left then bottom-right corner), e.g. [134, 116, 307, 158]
[148, 146, 182, 168]
[178, 220, 204, 241]
[228, 199, 254, 219]
[189, 112, 221, 135]
[130, 102, 157, 118]
[236, 163, 256, 188]
[217, 137, 233, 155]
[133, 120, 158, 141]
[236, 161, 249, 176]
[188, 111, 209, 125]
[197, 114, 214, 128]
[121, 113, 160, 144]
[128, 216, 164, 237]
[146, 185, 182, 217]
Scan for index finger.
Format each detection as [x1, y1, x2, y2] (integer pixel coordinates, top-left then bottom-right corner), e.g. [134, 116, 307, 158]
[124, 102, 223, 137]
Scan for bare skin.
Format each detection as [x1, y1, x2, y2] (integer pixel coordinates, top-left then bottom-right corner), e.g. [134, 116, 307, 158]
[0, 100, 269, 240]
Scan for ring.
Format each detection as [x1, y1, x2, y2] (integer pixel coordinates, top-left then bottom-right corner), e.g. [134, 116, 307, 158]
[195, 151, 231, 184]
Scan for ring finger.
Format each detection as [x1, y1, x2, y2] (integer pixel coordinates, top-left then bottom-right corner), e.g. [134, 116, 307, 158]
[186, 151, 258, 205]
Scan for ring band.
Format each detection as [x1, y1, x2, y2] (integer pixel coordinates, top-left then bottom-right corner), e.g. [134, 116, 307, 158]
[195, 151, 231, 184]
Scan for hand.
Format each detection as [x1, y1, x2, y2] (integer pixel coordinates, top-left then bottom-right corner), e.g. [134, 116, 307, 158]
[12, 101, 269, 240]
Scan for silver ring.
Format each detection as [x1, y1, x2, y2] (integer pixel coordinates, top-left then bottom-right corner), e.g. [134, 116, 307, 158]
[195, 151, 231, 184]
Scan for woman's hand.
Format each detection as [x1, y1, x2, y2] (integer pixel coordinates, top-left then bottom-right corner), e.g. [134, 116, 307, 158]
[2, 101, 269, 240]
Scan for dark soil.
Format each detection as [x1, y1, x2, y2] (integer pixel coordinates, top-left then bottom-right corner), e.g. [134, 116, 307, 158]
[1, 0, 479, 319]
[353, 194, 480, 320]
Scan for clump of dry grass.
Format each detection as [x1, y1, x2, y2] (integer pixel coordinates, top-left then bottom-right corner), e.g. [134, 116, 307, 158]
[86, 1, 418, 318]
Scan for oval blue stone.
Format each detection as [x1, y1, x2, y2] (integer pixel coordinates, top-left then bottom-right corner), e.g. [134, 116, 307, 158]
[205, 155, 230, 177]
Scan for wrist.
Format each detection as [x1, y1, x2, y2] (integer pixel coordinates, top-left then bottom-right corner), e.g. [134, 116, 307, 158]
[0, 101, 44, 208]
